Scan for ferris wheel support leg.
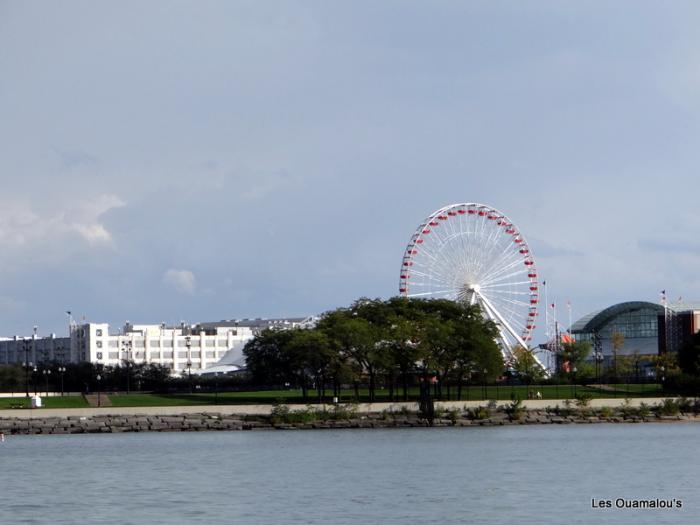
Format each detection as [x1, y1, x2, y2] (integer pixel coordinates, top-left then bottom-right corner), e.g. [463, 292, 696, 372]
[477, 291, 548, 373]
[477, 296, 516, 362]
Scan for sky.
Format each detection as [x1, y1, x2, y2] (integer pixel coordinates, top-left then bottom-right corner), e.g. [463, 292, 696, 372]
[1, 1, 700, 342]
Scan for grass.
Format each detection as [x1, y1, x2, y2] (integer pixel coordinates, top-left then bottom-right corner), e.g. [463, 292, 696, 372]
[0, 383, 665, 409]
[0, 395, 89, 409]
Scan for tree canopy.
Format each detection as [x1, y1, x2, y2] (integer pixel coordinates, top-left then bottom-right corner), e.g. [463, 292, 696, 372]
[243, 297, 504, 401]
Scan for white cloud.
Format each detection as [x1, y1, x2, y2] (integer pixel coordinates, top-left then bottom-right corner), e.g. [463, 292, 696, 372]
[162, 269, 196, 294]
[0, 193, 125, 247]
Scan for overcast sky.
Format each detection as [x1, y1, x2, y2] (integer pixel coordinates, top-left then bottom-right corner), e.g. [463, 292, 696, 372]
[1, 1, 699, 341]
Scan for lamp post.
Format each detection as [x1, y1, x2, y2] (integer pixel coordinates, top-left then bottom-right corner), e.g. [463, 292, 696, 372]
[482, 368, 488, 401]
[32, 366, 38, 396]
[594, 351, 604, 388]
[121, 340, 133, 394]
[185, 335, 192, 394]
[214, 373, 219, 405]
[96, 374, 102, 407]
[186, 360, 193, 394]
[42, 369, 51, 397]
[22, 338, 32, 397]
[573, 366, 578, 398]
[58, 366, 66, 396]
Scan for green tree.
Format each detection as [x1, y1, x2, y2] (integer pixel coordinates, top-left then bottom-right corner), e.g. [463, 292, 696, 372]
[653, 352, 680, 386]
[611, 332, 625, 381]
[560, 340, 591, 380]
[243, 328, 296, 386]
[286, 329, 334, 402]
[512, 346, 546, 390]
[317, 306, 381, 401]
[0, 364, 22, 394]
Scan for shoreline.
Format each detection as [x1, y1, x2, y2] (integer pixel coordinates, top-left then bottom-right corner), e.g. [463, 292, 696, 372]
[1, 398, 697, 435]
[0, 396, 677, 419]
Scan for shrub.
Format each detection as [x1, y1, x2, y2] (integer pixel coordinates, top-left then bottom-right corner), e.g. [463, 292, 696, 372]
[433, 405, 446, 419]
[270, 400, 291, 424]
[575, 393, 593, 408]
[271, 402, 319, 424]
[467, 406, 490, 420]
[504, 398, 524, 420]
[598, 406, 613, 418]
[446, 408, 460, 423]
[638, 403, 651, 418]
[398, 405, 412, 416]
[619, 398, 636, 418]
[331, 402, 358, 420]
[656, 398, 681, 416]
[677, 397, 694, 413]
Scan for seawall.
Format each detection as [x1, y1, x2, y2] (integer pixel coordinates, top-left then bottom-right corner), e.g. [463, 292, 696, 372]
[0, 398, 697, 435]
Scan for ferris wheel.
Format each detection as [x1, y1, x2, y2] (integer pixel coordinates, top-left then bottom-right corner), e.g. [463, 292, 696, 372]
[399, 203, 544, 367]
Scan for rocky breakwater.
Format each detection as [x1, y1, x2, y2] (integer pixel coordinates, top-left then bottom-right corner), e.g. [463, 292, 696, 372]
[1, 398, 699, 435]
[0, 414, 268, 435]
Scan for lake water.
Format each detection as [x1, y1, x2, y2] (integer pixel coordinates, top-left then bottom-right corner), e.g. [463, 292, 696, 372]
[1, 423, 698, 524]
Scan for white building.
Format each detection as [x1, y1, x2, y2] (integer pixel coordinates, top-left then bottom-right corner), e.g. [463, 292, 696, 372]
[0, 316, 317, 376]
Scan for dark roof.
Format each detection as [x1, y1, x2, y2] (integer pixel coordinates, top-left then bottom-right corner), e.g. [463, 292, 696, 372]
[195, 317, 311, 330]
[570, 301, 663, 333]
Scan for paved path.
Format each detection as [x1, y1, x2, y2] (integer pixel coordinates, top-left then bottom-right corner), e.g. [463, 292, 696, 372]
[0, 397, 676, 419]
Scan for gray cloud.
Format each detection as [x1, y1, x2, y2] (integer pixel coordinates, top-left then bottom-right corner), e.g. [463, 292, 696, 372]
[162, 270, 196, 295]
[1, 2, 700, 337]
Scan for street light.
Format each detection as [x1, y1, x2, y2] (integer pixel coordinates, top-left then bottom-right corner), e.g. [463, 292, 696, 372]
[96, 374, 102, 407]
[595, 351, 604, 388]
[121, 340, 133, 394]
[186, 360, 193, 394]
[58, 366, 66, 396]
[185, 335, 192, 394]
[23, 338, 31, 397]
[42, 369, 51, 397]
[32, 366, 38, 396]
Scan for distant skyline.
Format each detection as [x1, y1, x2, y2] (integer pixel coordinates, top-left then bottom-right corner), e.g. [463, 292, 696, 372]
[2, 2, 700, 343]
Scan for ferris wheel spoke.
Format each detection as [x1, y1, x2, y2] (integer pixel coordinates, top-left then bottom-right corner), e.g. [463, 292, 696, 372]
[484, 289, 533, 297]
[481, 265, 530, 287]
[485, 294, 531, 309]
[478, 242, 523, 282]
[479, 256, 525, 284]
[407, 289, 461, 298]
[481, 280, 532, 289]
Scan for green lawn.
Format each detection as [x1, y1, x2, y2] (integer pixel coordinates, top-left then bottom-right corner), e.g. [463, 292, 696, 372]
[0, 383, 665, 410]
[0, 395, 89, 409]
